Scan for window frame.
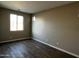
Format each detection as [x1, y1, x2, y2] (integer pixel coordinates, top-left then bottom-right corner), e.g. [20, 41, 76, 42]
[10, 14, 24, 31]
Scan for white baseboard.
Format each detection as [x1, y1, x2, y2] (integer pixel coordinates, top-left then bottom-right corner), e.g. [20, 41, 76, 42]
[0, 37, 31, 44]
[33, 38, 79, 58]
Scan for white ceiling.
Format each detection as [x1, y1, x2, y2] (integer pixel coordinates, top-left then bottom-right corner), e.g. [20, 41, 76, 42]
[0, 1, 74, 14]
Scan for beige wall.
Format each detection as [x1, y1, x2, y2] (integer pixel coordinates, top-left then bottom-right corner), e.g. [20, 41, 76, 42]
[0, 8, 32, 42]
[32, 2, 79, 56]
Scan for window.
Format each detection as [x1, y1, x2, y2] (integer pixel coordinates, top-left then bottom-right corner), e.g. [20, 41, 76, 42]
[10, 14, 24, 31]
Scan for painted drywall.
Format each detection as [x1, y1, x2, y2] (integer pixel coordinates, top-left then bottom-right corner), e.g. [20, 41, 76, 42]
[32, 2, 79, 56]
[0, 8, 32, 42]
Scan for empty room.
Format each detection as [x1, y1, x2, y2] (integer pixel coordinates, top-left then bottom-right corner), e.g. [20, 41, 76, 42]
[0, 1, 79, 58]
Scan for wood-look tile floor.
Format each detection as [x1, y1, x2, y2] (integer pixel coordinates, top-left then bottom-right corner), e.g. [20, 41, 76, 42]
[0, 39, 76, 58]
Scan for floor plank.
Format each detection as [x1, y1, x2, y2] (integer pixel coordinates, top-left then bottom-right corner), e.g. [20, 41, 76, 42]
[0, 39, 76, 58]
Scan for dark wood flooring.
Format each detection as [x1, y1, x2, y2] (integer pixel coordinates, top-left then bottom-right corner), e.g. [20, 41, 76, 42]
[0, 39, 76, 58]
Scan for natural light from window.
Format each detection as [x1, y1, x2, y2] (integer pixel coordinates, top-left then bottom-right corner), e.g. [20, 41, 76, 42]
[10, 14, 24, 31]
